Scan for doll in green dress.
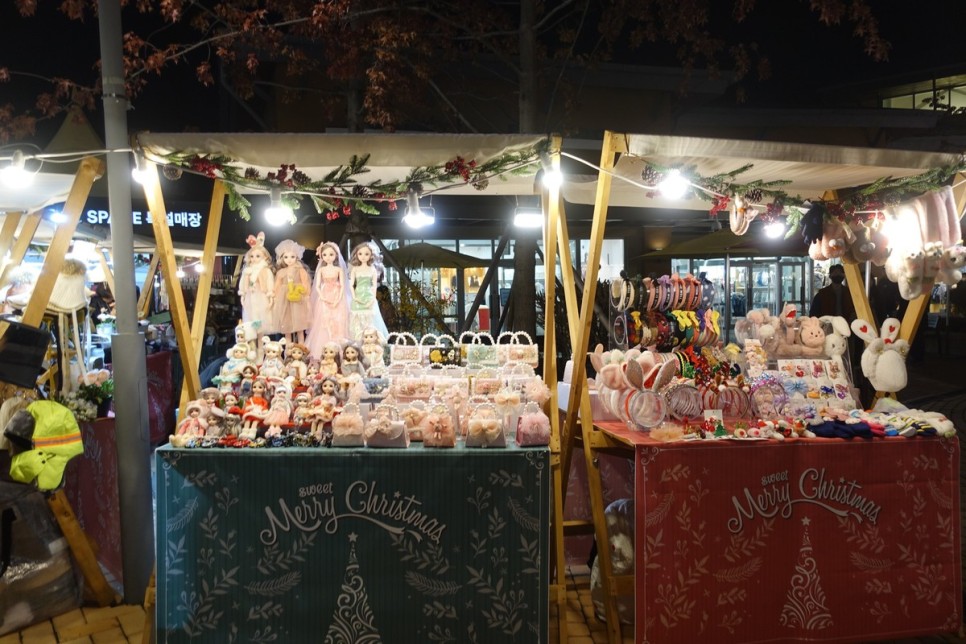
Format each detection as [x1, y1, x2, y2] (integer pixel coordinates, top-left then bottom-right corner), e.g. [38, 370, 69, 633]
[347, 242, 389, 342]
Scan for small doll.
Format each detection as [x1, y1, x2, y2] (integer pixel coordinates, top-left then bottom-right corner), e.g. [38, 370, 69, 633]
[263, 384, 293, 438]
[307, 241, 351, 358]
[304, 359, 322, 389]
[259, 337, 287, 384]
[347, 242, 389, 342]
[360, 327, 385, 368]
[273, 239, 312, 344]
[200, 387, 226, 432]
[340, 342, 367, 380]
[285, 342, 310, 389]
[238, 232, 276, 334]
[319, 341, 341, 377]
[238, 364, 258, 399]
[176, 400, 209, 437]
[213, 343, 255, 390]
[222, 392, 242, 436]
[240, 377, 271, 439]
[292, 392, 314, 433]
[310, 376, 341, 436]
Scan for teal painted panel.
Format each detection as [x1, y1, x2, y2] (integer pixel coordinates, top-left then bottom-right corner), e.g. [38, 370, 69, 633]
[154, 444, 549, 643]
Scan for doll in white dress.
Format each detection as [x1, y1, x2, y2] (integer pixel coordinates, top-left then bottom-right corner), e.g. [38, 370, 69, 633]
[273, 239, 312, 344]
[360, 327, 385, 369]
[306, 241, 351, 359]
[238, 232, 276, 334]
[347, 242, 389, 342]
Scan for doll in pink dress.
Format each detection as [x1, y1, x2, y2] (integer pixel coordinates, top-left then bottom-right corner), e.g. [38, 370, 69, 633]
[177, 400, 209, 436]
[263, 384, 293, 438]
[273, 239, 312, 344]
[239, 232, 276, 334]
[306, 241, 351, 359]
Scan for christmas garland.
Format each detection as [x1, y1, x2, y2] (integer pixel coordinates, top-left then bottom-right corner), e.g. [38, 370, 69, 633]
[147, 139, 549, 221]
[640, 158, 966, 239]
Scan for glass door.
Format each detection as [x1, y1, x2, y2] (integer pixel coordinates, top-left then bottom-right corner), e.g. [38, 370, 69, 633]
[781, 262, 807, 314]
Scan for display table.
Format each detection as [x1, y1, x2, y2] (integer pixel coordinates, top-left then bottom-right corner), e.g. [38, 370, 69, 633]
[154, 444, 549, 643]
[594, 421, 962, 644]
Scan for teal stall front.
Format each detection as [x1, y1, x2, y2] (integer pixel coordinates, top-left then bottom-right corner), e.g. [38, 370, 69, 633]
[154, 444, 549, 643]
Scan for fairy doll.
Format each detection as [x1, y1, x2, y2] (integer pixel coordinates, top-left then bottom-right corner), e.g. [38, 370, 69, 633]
[238, 232, 276, 334]
[263, 383, 293, 438]
[273, 239, 312, 344]
[306, 241, 351, 359]
[347, 242, 389, 342]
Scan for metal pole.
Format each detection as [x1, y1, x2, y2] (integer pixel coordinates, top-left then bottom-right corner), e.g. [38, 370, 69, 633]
[97, 0, 154, 603]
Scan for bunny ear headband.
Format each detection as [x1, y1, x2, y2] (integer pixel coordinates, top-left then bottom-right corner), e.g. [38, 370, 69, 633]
[247, 232, 267, 248]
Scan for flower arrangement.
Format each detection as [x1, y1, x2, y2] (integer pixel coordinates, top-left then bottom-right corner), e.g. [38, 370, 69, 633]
[54, 391, 97, 422]
[72, 368, 115, 416]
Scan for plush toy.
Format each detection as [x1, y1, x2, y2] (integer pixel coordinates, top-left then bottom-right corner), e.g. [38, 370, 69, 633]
[772, 303, 800, 356]
[797, 317, 826, 357]
[818, 315, 851, 370]
[935, 244, 966, 287]
[849, 221, 890, 265]
[850, 317, 909, 393]
[801, 202, 826, 247]
[809, 218, 853, 261]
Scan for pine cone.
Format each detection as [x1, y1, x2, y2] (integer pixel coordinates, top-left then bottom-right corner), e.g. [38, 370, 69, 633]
[473, 178, 489, 191]
[641, 165, 661, 185]
[744, 188, 763, 203]
[162, 165, 183, 181]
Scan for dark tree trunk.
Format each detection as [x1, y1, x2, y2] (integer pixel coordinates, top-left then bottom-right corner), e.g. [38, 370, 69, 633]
[509, 233, 538, 337]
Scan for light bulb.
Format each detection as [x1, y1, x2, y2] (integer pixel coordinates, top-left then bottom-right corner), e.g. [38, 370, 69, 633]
[176, 268, 186, 279]
[265, 187, 294, 226]
[764, 221, 786, 239]
[49, 210, 68, 224]
[403, 190, 435, 228]
[513, 207, 543, 228]
[194, 263, 206, 274]
[657, 169, 689, 200]
[131, 155, 148, 185]
[541, 168, 563, 189]
[1, 150, 31, 189]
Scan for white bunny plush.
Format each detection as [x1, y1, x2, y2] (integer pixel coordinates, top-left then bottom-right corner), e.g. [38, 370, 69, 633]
[849, 317, 909, 393]
[819, 315, 851, 369]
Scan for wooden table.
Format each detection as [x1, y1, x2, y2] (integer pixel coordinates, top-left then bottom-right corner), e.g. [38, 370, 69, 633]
[590, 421, 962, 643]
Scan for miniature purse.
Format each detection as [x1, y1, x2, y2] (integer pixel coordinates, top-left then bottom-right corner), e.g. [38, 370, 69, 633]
[388, 331, 420, 364]
[471, 367, 502, 399]
[331, 402, 365, 447]
[499, 331, 539, 368]
[516, 401, 551, 446]
[421, 403, 457, 448]
[390, 363, 434, 402]
[423, 333, 460, 367]
[465, 332, 499, 367]
[361, 365, 390, 400]
[401, 400, 429, 442]
[465, 401, 506, 448]
[365, 403, 409, 448]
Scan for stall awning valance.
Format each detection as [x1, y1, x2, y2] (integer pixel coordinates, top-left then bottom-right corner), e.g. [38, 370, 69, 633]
[561, 133, 963, 209]
[134, 132, 550, 197]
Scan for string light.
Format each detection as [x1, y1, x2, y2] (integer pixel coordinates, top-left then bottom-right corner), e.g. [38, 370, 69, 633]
[265, 187, 294, 226]
[402, 190, 435, 229]
[764, 221, 786, 239]
[657, 169, 690, 200]
[1, 150, 31, 188]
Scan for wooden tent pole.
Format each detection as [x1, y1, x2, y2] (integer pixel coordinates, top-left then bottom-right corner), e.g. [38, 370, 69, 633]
[177, 180, 226, 415]
[141, 161, 202, 401]
[564, 131, 625, 642]
[21, 158, 104, 328]
[97, 247, 116, 297]
[0, 213, 42, 289]
[541, 137, 570, 643]
[0, 211, 22, 261]
[137, 254, 160, 319]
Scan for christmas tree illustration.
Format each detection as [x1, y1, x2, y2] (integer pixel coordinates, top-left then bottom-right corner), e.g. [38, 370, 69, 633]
[779, 517, 833, 630]
[324, 533, 382, 643]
